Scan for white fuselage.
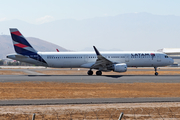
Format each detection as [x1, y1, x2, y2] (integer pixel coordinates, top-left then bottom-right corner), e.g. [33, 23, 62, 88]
[7, 51, 174, 69]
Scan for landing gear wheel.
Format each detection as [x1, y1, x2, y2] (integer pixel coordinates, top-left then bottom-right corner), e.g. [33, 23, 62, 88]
[154, 67, 158, 76]
[96, 71, 102, 76]
[87, 70, 93, 75]
[155, 72, 158, 76]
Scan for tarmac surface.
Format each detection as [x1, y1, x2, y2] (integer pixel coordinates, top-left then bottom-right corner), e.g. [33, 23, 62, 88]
[0, 75, 180, 83]
[0, 97, 180, 106]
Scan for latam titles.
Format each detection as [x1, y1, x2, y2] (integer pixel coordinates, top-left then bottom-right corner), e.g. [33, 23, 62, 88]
[131, 53, 155, 58]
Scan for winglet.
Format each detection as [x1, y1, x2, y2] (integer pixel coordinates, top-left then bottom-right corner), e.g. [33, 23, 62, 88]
[93, 46, 101, 55]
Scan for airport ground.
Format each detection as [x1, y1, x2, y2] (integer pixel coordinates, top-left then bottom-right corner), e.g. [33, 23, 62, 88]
[1, 66, 180, 75]
[0, 67, 180, 119]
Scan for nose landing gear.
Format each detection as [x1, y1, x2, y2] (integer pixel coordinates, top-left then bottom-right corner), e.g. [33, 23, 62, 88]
[154, 67, 158, 76]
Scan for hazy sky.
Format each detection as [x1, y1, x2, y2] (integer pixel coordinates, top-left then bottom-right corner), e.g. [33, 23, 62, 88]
[1, 0, 180, 51]
[1, 0, 180, 24]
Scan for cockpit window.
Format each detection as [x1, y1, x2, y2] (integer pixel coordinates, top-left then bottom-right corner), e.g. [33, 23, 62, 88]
[165, 55, 168, 58]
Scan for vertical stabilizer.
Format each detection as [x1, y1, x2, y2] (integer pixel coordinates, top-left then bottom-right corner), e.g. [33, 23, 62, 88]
[10, 28, 37, 55]
[9, 28, 47, 64]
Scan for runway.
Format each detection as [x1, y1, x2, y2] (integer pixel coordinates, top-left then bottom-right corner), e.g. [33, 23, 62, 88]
[0, 75, 180, 83]
[0, 97, 180, 106]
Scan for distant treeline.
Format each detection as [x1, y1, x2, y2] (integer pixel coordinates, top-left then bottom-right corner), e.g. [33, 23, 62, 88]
[0, 60, 35, 66]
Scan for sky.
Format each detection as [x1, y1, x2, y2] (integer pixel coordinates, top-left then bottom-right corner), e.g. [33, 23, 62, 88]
[1, 0, 180, 24]
[1, 0, 180, 51]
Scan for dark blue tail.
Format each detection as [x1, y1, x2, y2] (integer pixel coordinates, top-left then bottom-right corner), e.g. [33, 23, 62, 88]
[10, 28, 37, 55]
[9, 28, 47, 64]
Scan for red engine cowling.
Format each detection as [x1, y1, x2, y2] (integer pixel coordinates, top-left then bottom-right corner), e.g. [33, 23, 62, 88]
[113, 63, 127, 72]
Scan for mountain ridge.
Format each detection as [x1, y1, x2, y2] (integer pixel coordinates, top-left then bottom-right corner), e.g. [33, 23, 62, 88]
[0, 35, 67, 59]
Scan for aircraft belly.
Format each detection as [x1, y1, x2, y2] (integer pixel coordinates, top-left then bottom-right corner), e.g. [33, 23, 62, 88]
[127, 59, 153, 67]
[127, 58, 169, 67]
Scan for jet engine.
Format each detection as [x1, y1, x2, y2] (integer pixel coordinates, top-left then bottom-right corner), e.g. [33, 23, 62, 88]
[113, 63, 127, 72]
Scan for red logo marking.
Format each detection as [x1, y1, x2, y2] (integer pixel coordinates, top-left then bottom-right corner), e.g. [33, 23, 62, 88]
[11, 31, 22, 36]
[14, 43, 28, 48]
[150, 53, 155, 56]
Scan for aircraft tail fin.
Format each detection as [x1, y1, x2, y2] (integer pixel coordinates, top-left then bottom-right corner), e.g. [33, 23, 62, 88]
[9, 28, 37, 55]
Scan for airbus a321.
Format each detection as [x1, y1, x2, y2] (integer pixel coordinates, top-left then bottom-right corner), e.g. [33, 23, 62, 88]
[7, 28, 174, 76]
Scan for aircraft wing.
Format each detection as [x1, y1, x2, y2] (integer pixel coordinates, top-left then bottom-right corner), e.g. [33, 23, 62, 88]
[90, 46, 114, 70]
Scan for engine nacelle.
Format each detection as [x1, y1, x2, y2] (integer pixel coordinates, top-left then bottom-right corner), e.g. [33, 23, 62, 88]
[113, 63, 127, 72]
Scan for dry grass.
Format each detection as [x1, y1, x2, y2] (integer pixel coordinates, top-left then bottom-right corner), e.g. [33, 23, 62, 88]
[36, 70, 180, 75]
[0, 70, 26, 75]
[0, 103, 180, 119]
[0, 68, 180, 75]
[0, 82, 180, 99]
[0, 69, 180, 75]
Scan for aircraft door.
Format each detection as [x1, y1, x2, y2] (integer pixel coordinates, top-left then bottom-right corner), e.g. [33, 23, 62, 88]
[84, 55, 88, 62]
[37, 54, 42, 62]
[125, 55, 129, 62]
[37, 55, 41, 62]
[157, 55, 161, 62]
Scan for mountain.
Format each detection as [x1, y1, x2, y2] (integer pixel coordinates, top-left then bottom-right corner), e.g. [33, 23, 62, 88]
[0, 35, 67, 59]
[1, 13, 180, 51]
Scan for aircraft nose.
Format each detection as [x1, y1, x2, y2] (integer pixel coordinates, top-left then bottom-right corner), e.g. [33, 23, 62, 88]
[170, 58, 174, 65]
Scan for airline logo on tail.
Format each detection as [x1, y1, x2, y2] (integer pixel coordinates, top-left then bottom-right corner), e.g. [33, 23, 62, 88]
[10, 28, 37, 55]
[10, 28, 47, 64]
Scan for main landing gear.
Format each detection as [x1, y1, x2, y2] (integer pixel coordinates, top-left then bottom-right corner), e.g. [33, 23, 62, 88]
[96, 71, 102, 76]
[87, 70, 102, 75]
[87, 70, 93, 75]
[154, 67, 158, 76]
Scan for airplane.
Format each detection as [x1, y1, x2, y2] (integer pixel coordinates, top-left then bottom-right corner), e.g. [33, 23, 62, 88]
[7, 28, 174, 76]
